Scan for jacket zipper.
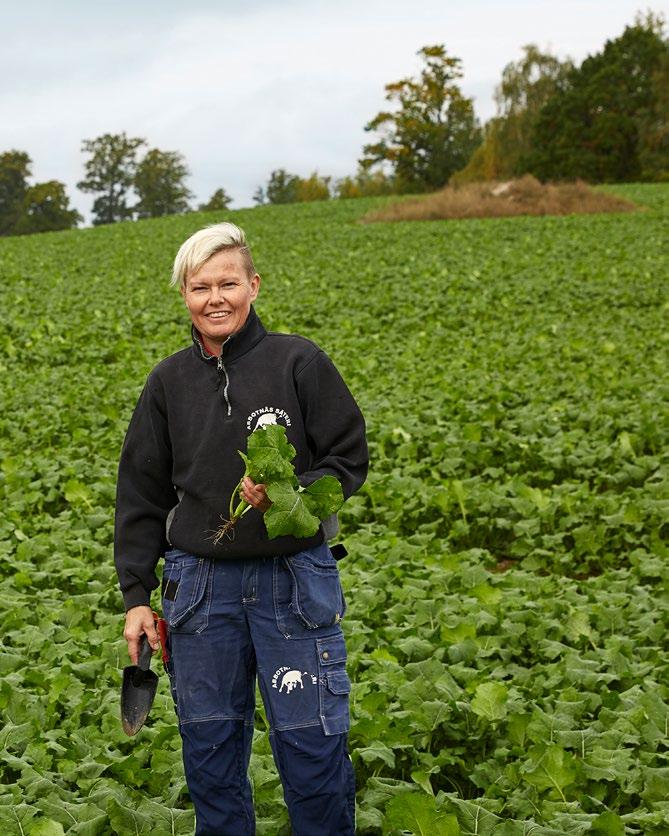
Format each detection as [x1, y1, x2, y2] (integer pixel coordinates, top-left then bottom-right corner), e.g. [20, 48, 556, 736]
[193, 328, 233, 417]
[217, 354, 232, 416]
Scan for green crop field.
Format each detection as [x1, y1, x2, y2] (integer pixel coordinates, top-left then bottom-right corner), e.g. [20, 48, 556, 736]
[0, 185, 667, 834]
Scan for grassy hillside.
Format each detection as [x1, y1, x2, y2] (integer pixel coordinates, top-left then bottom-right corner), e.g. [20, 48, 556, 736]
[0, 185, 667, 834]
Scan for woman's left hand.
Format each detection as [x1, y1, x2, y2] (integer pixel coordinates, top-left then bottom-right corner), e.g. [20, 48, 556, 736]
[241, 476, 272, 512]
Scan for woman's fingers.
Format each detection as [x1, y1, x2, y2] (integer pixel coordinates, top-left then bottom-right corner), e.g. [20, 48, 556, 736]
[123, 605, 160, 664]
[241, 477, 271, 512]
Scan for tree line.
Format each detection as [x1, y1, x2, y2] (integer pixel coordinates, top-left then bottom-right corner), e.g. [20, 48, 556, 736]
[0, 138, 229, 236]
[255, 13, 668, 200]
[0, 152, 81, 236]
[456, 12, 669, 184]
[1, 12, 666, 236]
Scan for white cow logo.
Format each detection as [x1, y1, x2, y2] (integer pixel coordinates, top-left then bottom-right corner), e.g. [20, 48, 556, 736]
[254, 413, 278, 430]
[246, 407, 292, 431]
[279, 670, 306, 693]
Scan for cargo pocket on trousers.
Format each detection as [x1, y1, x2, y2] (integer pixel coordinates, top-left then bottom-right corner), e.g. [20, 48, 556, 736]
[284, 544, 346, 630]
[317, 633, 351, 735]
[161, 550, 213, 634]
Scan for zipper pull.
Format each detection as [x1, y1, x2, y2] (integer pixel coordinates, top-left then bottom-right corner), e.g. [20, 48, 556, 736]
[217, 356, 223, 372]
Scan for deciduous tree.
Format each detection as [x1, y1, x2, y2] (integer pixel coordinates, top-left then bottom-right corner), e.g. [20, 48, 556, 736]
[360, 45, 481, 192]
[295, 172, 331, 202]
[265, 169, 300, 204]
[453, 46, 572, 183]
[529, 15, 669, 181]
[1, 152, 80, 236]
[78, 132, 145, 225]
[493, 45, 572, 177]
[134, 148, 192, 218]
[199, 187, 233, 212]
[637, 50, 669, 180]
[16, 180, 82, 234]
[256, 170, 332, 204]
[334, 169, 396, 198]
[0, 150, 31, 235]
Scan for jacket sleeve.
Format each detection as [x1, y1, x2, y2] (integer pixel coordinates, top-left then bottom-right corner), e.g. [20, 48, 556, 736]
[294, 350, 368, 499]
[114, 373, 177, 611]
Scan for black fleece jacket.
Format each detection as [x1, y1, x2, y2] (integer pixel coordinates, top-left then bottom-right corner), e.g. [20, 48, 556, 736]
[114, 307, 368, 611]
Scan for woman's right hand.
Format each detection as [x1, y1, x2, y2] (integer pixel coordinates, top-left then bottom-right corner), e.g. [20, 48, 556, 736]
[241, 476, 271, 512]
[124, 605, 160, 665]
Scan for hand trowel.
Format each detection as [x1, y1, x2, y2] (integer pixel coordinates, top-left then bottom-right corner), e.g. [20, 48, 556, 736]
[121, 634, 159, 736]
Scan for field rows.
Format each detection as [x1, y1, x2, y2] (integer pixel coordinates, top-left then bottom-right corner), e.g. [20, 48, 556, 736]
[0, 185, 667, 833]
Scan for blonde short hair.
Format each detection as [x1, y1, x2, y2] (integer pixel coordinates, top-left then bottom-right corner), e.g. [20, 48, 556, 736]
[171, 222, 256, 290]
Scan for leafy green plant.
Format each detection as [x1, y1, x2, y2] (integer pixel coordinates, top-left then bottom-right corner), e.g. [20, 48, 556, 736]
[0, 184, 667, 833]
[213, 424, 344, 542]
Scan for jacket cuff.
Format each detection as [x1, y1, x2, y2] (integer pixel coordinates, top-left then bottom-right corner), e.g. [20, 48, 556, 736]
[122, 583, 151, 612]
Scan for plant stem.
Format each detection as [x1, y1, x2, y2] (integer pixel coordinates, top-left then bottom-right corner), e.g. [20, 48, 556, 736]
[229, 477, 243, 519]
[214, 493, 253, 545]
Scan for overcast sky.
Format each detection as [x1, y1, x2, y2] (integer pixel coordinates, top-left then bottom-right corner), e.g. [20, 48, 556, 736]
[2, 0, 666, 220]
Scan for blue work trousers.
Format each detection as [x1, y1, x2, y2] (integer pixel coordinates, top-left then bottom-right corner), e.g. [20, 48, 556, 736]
[161, 542, 355, 836]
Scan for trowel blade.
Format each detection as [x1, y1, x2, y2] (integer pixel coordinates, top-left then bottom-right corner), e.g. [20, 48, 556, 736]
[121, 665, 159, 736]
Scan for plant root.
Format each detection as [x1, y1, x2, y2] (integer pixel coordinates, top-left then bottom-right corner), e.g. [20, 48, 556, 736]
[213, 518, 238, 544]
[207, 516, 238, 545]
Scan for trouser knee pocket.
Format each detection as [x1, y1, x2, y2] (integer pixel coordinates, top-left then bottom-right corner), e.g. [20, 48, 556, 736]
[317, 633, 351, 735]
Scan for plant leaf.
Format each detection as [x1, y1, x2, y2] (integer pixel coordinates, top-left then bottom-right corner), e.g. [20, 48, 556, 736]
[302, 475, 344, 519]
[470, 681, 508, 722]
[357, 739, 396, 769]
[245, 424, 296, 482]
[27, 818, 65, 836]
[521, 744, 578, 796]
[264, 481, 321, 539]
[383, 792, 460, 835]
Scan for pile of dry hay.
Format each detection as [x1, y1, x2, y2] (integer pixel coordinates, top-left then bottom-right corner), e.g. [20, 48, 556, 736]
[362, 175, 638, 223]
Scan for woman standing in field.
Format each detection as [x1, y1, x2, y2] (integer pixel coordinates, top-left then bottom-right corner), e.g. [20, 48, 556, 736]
[114, 222, 367, 835]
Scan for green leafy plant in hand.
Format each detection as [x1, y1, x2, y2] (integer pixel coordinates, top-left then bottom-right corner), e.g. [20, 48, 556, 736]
[213, 424, 344, 543]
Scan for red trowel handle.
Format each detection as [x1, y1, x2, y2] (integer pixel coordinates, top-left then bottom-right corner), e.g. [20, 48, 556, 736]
[152, 611, 170, 667]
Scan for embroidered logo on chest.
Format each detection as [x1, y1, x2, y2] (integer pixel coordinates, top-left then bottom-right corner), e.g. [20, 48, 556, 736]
[246, 406, 292, 432]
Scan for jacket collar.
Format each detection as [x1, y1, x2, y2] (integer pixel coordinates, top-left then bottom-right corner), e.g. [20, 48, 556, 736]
[191, 305, 267, 364]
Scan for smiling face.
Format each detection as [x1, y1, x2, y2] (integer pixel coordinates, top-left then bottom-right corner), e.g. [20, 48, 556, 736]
[181, 248, 260, 354]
